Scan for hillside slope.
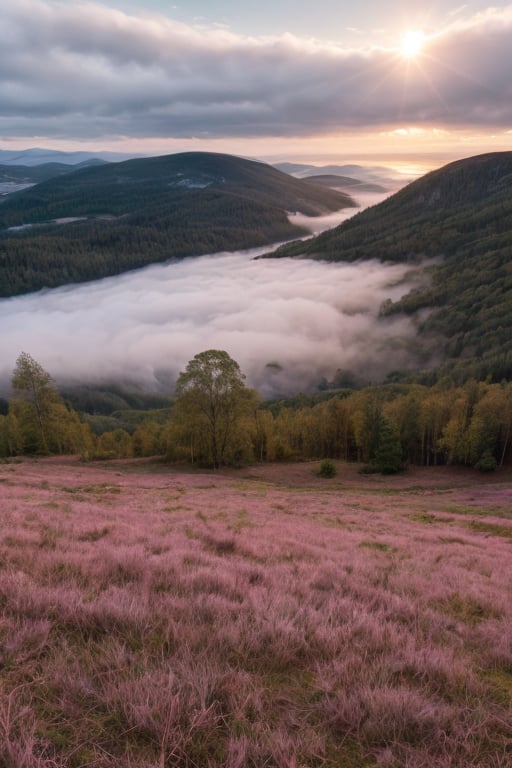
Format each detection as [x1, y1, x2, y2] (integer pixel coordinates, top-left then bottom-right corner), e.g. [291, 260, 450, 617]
[268, 152, 512, 380]
[0, 152, 352, 297]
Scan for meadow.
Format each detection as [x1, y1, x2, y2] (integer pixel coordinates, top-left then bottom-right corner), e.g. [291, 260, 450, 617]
[0, 457, 511, 767]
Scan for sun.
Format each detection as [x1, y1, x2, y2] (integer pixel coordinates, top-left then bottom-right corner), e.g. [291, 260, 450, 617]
[399, 30, 426, 59]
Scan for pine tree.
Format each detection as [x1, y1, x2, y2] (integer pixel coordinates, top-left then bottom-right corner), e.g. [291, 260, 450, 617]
[374, 415, 403, 474]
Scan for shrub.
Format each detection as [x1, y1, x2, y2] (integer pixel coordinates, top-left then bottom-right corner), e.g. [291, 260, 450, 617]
[474, 450, 497, 472]
[318, 459, 336, 478]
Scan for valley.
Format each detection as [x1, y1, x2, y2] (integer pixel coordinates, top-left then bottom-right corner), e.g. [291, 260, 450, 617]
[2, 1, 511, 766]
[0, 190, 398, 393]
[0, 152, 353, 298]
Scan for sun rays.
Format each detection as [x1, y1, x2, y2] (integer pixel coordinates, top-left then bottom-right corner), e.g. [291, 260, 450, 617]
[399, 30, 427, 59]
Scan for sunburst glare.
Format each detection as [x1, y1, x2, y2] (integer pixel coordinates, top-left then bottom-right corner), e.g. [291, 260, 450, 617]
[400, 30, 426, 59]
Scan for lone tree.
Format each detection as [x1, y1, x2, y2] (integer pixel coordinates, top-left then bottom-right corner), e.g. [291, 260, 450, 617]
[10, 351, 83, 455]
[173, 350, 253, 468]
[11, 352, 62, 453]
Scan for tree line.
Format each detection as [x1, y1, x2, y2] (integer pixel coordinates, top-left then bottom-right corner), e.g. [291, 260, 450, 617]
[1, 351, 512, 472]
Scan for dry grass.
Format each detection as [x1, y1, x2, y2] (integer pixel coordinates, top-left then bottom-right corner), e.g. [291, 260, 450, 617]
[0, 457, 511, 767]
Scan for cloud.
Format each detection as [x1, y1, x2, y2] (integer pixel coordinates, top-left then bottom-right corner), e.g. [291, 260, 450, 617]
[0, 0, 511, 141]
[448, 5, 468, 17]
[0, 202, 424, 397]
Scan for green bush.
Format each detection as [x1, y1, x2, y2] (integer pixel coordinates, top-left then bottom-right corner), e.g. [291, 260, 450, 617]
[474, 451, 497, 472]
[318, 459, 336, 478]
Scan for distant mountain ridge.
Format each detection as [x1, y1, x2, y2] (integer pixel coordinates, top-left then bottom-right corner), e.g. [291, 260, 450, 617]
[303, 174, 387, 193]
[268, 152, 512, 381]
[0, 147, 135, 166]
[0, 151, 353, 297]
[274, 161, 400, 188]
[0, 159, 108, 191]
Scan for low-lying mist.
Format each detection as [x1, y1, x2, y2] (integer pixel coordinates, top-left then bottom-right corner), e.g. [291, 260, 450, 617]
[0, 193, 425, 397]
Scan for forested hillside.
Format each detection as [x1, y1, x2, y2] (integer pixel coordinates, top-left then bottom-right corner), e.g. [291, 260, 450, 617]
[0, 152, 352, 297]
[268, 153, 512, 381]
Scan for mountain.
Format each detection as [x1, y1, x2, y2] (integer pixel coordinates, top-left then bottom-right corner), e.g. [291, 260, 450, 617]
[274, 161, 400, 188]
[303, 174, 387, 193]
[0, 158, 110, 200]
[0, 148, 134, 166]
[0, 159, 108, 184]
[268, 152, 512, 382]
[0, 152, 353, 298]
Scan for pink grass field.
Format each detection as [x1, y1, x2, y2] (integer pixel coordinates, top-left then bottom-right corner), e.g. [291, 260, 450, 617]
[0, 456, 511, 767]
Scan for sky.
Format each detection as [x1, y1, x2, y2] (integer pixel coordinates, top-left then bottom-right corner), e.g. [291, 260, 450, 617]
[1, 0, 511, 167]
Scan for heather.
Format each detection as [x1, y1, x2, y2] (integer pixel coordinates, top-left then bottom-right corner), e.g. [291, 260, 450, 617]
[1, 458, 511, 767]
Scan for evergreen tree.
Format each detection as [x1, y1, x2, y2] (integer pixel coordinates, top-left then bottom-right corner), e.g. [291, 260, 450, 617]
[374, 415, 403, 474]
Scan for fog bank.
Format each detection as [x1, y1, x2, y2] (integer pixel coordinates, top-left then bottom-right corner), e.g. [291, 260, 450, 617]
[0, 194, 425, 396]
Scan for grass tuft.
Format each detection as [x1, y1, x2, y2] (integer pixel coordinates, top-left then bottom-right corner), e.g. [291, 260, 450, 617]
[432, 593, 501, 626]
[359, 541, 398, 553]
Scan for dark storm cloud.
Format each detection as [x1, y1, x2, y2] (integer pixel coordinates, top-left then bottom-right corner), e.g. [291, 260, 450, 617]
[1, 1, 511, 139]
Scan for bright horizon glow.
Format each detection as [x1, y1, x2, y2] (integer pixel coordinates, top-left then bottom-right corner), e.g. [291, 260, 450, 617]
[1, 129, 510, 182]
[400, 30, 427, 59]
[0, 1, 510, 165]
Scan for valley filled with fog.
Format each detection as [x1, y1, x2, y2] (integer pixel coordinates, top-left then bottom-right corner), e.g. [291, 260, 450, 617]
[0, 192, 424, 396]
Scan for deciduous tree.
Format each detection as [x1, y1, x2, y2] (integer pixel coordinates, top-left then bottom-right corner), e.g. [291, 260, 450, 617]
[10, 352, 82, 454]
[173, 350, 255, 467]
[11, 352, 64, 452]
